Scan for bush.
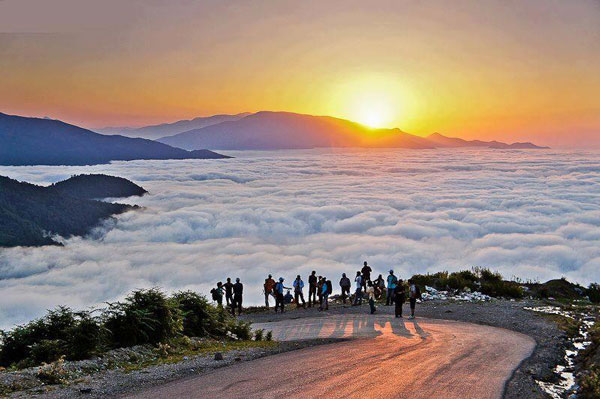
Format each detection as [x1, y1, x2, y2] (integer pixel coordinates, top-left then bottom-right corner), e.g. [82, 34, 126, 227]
[172, 291, 226, 338]
[411, 271, 448, 290]
[254, 329, 264, 341]
[265, 331, 273, 341]
[103, 288, 183, 348]
[229, 321, 252, 341]
[0, 307, 100, 368]
[36, 356, 68, 385]
[587, 283, 600, 304]
[476, 267, 503, 283]
[480, 281, 523, 298]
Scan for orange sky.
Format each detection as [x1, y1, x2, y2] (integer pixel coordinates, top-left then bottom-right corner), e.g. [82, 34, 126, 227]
[1, 0, 599, 147]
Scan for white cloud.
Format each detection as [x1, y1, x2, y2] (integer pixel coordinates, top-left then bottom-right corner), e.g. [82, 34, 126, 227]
[0, 149, 599, 328]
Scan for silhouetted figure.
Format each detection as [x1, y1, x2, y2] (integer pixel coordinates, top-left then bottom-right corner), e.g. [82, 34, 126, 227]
[339, 273, 351, 304]
[224, 278, 234, 307]
[293, 275, 306, 308]
[263, 274, 276, 308]
[408, 279, 421, 319]
[367, 281, 376, 314]
[317, 276, 324, 308]
[232, 278, 243, 315]
[284, 289, 294, 304]
[308, 271, 318, 307]
[386, 270, 398, 306]
[274, 277, 289, 313]
[394, 279, 406, 318]
[374, 274, 385, 299]
[320, 277, 331, 311]
[211, 282, 224, 307]
[361, 261, 372, 291]
[353, 271, 363, 306]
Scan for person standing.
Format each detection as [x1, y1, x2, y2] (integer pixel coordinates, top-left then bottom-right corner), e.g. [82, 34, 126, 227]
[353, 271, 363, 306]
[374, 274, 385, 300]
[317, 276, 324, 309]
[263, 274, 276, 309]
[367, 281, 377, 314]
[232, 278, 243, 316]
[320, 277, 330, 311]
[293, 275, 306, 308]
[386, 270, 398, 306]
[394, 279, 406, 318]
[339, 273, 351, 304]
[361, 261, 372, 291]
[408, 279, 420, 319]
[274, 277, 289, 313]
[223, 277, 234, 307]
[308, 271, 318, 307]
[211, 282, 224, 307]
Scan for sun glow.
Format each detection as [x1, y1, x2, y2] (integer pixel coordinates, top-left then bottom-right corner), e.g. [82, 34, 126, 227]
[355, 99, 393, 128]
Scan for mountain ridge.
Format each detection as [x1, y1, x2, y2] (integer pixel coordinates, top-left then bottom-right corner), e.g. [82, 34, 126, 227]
[0, 113, 230, 166]
[157, 111, 548, 151]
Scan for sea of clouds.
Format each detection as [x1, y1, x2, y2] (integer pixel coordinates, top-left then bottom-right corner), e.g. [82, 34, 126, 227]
[1, 148, 599, 328]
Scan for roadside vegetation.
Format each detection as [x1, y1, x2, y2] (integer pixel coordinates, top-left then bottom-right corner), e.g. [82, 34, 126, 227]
[0, 288, 259, 371]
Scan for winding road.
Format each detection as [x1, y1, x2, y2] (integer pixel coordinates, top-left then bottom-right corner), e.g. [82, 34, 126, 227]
[127, 315, 535, 399]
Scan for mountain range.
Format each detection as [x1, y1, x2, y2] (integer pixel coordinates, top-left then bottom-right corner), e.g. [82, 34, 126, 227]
[155, 111, 548, 151]
[0, 174, 145, 247]
[0, 113, 229, 166]
[97, 113, 250, 139]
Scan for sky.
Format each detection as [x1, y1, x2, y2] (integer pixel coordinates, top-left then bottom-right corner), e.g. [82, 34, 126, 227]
[1, 0, 599, 147]
[1, 149, 599, 328]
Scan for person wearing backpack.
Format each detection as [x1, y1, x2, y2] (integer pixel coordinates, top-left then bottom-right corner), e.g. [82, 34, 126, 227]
[211, 282, 224, 307]
[319, 277, 331, 311]
[386, 270, 398, 306]
[274, 277, 290, 313]
[408, 279, 421, 319]
[339, 273, 351, 304]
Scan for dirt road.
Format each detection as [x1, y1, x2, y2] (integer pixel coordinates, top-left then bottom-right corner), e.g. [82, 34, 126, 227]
[127, 315, 535, 399]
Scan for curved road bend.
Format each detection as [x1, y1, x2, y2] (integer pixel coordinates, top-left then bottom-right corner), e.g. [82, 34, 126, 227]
[127, 315, 535, 399]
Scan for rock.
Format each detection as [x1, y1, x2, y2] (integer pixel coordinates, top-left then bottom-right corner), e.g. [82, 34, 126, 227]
[80, 387, 92, 394]
[214, 352, 224, 361]
[234, 357, 241, 361]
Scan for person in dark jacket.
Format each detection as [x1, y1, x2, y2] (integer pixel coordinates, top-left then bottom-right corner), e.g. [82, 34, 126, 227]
[393, 279, 406, 318]
[361, 261, 372, 291]
[408, 279, 420, 319]
[339, 273, 351, 304]
[320, 277, 331, 311]
[223, 277, 234, 307]
[317, 276, 324, 308]
[231, 278, 243, 315]
[293, 275, 306, 308]
[274, 277, 290, 313]
[308, 271, 318, 307]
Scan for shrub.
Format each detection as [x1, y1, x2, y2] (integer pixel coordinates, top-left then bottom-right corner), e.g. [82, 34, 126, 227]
[480, 281, 523, 298]
[587, 283, 600, 304]
[229, 321, 252, 341]
[36, 356, 69, 385]
[172, 291, 226, 338]
[411, 272, 448, 290]
[254, 329, 264, 341]
[265, 331, 273, 341]
[0, 307, 100, 367]
[103, 288, 182, 348]
[476, 267, 503, 283]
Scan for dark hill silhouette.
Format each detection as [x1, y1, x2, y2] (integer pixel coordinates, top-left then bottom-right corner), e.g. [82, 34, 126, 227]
[0, 113, 230, 166]
[427, 132, 548, 149]
[0, 175, 145, 247]
[158, 111, 434, 150]
[97, 112, 251, 139]
[50, 174, 147, 199]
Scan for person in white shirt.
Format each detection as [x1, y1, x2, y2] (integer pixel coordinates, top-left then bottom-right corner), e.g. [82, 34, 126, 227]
[353, 271, 363, 306]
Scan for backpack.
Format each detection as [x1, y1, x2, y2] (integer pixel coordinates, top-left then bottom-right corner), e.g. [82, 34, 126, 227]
[326, 280, 333, 295]
[210, 288, 218, 301]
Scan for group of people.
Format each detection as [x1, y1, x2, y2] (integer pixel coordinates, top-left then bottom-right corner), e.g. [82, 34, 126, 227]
[211, 261, 422, 318]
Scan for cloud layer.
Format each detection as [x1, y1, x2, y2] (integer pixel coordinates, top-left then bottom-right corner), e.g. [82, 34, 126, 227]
[1, 148, 599, 328]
